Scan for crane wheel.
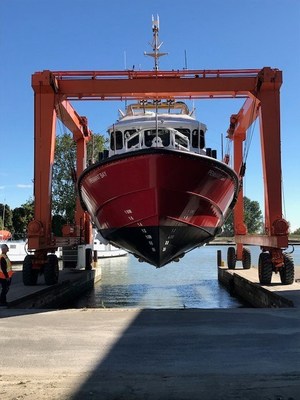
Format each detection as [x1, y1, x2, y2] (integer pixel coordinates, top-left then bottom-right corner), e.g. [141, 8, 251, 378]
[85, 248, 93, 270]
[23, 255, 39, 286]
[258, 252, 273, 285]
[44, 254, 59, 285]
[227, 247, 236, 269]
[242, 248, 251, 269]
[279, 253, 295, 285]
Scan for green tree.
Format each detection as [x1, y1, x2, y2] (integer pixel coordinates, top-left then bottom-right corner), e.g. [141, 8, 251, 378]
[52, 133, 77, 222]
[12, 199, 34, 239]
[87, 134, 108, 165]
[0, 203, 13, 232]
[52, 214, 67, 237]
[221, 196, 263, 236]
[52, 132, 107, 225]
[244, 197, 263, 233]
[222, 212, 234, 237]
[292, 227, 300, 235]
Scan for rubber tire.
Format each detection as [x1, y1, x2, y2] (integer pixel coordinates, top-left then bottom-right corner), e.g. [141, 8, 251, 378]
[227, 247, 236, 270]
[258, 252, 273, 285]
[23, 255, 39, 286]
[279, 253, 295, 285]
[85, 248, 93, 270]
[242, 247, 251, 270]
[44, 254, 59, 285]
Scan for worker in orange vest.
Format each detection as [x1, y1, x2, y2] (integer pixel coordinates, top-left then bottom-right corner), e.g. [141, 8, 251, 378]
[0, 244, 13, 306]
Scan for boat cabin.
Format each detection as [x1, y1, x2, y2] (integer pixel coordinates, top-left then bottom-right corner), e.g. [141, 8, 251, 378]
[108, 101, 207, 157]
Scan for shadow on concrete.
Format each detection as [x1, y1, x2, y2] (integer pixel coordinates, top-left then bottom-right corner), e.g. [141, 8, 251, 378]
[0, 307, 55, 319]
[69, 308, 300, 400]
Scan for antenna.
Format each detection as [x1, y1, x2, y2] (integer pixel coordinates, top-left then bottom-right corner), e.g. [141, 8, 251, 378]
[144, 15, 168, 70]
[184, 50, 188, 70]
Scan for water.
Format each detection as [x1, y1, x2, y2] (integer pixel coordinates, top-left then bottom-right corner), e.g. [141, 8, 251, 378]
[73, 244, 300, 309]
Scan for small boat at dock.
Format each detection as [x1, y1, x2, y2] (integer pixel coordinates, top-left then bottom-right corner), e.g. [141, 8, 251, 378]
[0, 239, 28, 263]
[92, 230, 127, 258]
[1, 232, 126, 263]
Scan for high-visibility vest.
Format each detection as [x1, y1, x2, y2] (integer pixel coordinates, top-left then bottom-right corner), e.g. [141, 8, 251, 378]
[0, 254, 13, 279]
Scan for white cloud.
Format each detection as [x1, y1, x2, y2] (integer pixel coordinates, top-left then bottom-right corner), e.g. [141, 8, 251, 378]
[16, 184, 32, 189]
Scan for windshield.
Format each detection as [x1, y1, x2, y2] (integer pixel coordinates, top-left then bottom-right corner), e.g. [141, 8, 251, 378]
[144, 129, 170, 147]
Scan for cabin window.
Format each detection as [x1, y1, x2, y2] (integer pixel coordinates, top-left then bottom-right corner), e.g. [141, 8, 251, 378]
[144, 129, 170, 147]
[177, 128, 190, 140]
[110, 130, 123, 150]
[125, 129, 139, 148]
[176, 128, 190, 147]
[192, 129, 205, 149]
[192, 129, 198, 148]
[200, 129, 205, 149]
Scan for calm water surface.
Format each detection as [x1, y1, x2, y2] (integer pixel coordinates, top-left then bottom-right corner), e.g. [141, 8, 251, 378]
[73, 245, 300, 309]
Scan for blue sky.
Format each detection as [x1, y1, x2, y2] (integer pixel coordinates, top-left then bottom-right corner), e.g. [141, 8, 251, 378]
[0, 0, 299, 231]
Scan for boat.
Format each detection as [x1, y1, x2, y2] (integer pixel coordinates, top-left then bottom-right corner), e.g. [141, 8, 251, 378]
[78, 17, 239, 268]
[0, 230, 27, 263]
[0, 232, 126, 263]
[92, 230, 127, 258]
[0, 237, 63, 264]
[0, 238, 28, 263]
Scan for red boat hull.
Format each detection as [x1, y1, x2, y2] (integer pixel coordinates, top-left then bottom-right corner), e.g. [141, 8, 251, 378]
[79, 149, 239, 267]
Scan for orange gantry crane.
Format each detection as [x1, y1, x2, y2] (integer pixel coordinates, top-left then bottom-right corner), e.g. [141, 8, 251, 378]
[23, 67, 294, 286]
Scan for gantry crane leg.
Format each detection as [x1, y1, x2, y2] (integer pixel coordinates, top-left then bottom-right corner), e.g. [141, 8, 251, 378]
[75, 136, 92, 245]
[256, 86, 293, 284]
[24, 80, 59, 285]
[227, 130, 251, 270]
[234, 69, 293, 284]
[23, 71, 92, 286]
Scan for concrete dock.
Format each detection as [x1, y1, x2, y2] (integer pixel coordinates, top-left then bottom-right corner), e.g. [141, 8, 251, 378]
[1, 266, 300, 399]
[5, 267, 102, 308]
[218, 266, 300, 308]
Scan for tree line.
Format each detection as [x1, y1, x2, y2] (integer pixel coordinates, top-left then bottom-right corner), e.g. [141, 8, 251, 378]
[1, 133, 299, 239]
[0, 200, 34, 239]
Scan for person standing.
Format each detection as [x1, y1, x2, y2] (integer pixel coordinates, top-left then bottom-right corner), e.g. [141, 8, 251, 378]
[0, 244, 13, 306]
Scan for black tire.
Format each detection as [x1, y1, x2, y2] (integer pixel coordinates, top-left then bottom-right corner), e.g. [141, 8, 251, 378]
[44, 254, 59, 285]
[279, 253, 295, 285]
[85, 248, 93, 270]
[258, 252, 273, 284]
[242, 247, 251, 269]
[23, 255, 39, 286]
[227, 247, 236, 269]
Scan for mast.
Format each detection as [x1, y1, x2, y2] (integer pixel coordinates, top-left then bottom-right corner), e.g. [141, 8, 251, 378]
[144, 15, 168, 71]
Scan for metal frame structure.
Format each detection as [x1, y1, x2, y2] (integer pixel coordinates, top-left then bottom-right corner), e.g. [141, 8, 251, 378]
[28, 67, 289, 272]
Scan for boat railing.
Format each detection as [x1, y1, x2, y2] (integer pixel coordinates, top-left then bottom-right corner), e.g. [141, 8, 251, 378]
[123, 127, 191, 153]
[125, 130, 143, 151]
[172, 130, 190, 151]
